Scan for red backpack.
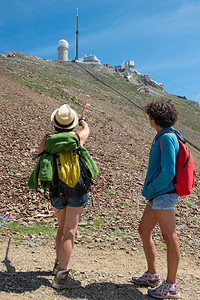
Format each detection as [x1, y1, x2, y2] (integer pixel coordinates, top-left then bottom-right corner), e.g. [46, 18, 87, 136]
[160, 131, 196, 197]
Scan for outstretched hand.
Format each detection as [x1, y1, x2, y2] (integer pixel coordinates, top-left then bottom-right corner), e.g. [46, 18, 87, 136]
[79, 117, 87, 126]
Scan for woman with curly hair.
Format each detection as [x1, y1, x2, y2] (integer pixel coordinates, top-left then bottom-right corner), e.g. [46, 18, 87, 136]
[132, 99, 183, 299]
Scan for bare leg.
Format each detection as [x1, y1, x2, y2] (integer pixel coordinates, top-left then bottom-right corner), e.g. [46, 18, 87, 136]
[154, 209, 180, 284]
[138, 204, 158, 274]
[54, 207, 66, 259]
[55, 206, 83, 269]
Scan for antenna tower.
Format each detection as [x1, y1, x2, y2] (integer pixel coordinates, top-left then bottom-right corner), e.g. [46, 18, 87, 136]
[75, 8, 79, 60]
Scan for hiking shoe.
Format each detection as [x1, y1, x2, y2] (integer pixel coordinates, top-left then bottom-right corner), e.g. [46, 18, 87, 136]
[52, 260, 59, 275]
[132, 271, 160, 287]
[148, 281, 180, 299]
[52, 270, 81, 289]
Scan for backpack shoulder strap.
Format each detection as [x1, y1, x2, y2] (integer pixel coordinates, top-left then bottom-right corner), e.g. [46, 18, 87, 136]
[75, 133, 80, 141]
[159, 131, 179, 150]
[52, 153, 60, 185]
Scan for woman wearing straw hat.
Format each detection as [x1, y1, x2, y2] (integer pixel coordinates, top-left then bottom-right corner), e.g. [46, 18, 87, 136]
[38, 104, 89, 289]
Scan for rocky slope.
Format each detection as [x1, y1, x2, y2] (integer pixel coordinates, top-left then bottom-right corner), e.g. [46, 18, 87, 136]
[0, 51, 200, 255]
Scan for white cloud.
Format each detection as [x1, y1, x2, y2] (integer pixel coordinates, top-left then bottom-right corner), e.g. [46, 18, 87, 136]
[29, 45, 56, 58]
[127, 3, 199, 36]
[139, 55, 200, 73]
[78, 2, 200, 51]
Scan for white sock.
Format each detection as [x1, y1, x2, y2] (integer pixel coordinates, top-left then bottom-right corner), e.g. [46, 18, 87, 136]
[148, 271, 158, 277]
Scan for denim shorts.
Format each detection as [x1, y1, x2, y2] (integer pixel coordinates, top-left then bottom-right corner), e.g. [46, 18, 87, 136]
[50, 192, 88, 210]
[147, 193, 178, 210]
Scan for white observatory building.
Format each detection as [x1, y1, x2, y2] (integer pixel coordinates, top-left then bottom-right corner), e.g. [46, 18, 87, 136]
[58, 39, 69, 61]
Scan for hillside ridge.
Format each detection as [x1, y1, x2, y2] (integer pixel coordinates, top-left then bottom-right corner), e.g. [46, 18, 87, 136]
[0, 50, 200, 300]
[0, 50, 199, 254]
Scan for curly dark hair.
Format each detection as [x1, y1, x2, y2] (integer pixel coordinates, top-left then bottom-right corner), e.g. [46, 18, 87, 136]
[144, 99, 178, 128]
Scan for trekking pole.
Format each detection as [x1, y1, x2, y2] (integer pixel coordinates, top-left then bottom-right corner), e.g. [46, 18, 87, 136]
[81, 96, 89, 118]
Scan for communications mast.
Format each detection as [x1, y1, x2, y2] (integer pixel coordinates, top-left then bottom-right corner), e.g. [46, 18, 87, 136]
[75, 8, 79, 61]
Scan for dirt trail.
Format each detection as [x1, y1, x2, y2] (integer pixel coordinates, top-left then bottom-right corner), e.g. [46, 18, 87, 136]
[0, 238, 200, 300]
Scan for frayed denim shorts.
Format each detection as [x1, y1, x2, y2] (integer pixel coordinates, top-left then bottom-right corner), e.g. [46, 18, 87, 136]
[147, 193, 178, 210]
[50, 192, 88, 210]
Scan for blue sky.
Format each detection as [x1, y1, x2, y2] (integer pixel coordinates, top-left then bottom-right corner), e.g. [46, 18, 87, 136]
[1, 0, 200, 103]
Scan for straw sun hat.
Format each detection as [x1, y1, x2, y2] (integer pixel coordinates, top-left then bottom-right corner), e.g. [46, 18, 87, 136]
[51, 104, 79, 130]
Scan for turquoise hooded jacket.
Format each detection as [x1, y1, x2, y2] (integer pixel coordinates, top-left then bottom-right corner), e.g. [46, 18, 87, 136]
[142, 127, 184, 200]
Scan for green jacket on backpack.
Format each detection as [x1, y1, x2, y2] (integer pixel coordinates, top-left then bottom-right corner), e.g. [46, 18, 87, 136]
[27, 132, 99, 190]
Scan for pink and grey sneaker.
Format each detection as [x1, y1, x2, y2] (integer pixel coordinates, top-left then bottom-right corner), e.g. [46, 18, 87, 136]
[148, 280, 180, 299]
[132, 271, 160, 287]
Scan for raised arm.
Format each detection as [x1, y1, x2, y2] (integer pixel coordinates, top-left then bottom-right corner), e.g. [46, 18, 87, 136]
[76, 119, 89, 146]
[38, 136, 47, 155]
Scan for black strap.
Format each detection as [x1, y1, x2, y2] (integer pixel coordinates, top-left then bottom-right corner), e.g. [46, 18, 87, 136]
[52, 154, 59, 184]
[75, 133, 80, 141]
[32, 150, 51, 160]
[181, 150, 190, 172]
[73, 146, 92, 178]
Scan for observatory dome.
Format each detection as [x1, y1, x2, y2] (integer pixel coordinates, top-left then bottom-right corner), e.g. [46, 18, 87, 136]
[58, 39, 69, 49]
